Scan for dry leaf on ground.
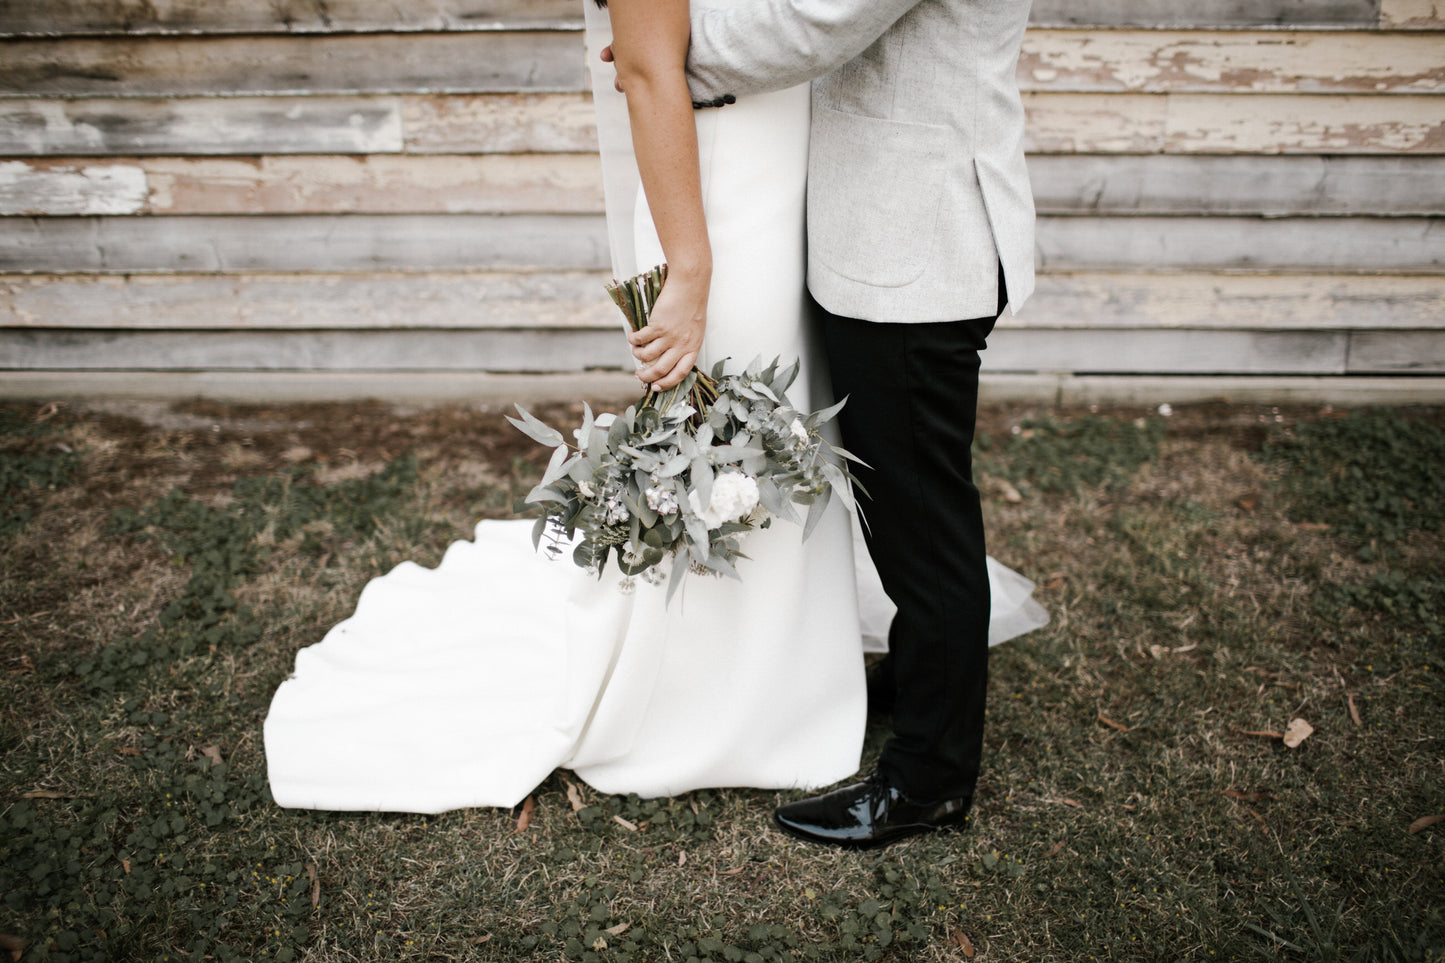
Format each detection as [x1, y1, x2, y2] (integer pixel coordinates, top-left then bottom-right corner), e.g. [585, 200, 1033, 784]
[306, 862, 320, 908]
[1408, 815, 1444, 835]
[201, 745, 224, 767]
[566, 780, 586, 813]
[1348, 692, 1363, 727]
[1222, 789, 1274, 802]
[612, 815, 638, 832]
[1097, 712, 1130, 733]
[949, 927, 976, 958]
[515, 795, 535, 832]
[1283, 718, 1314, 748]
[1, 934, 28, 963]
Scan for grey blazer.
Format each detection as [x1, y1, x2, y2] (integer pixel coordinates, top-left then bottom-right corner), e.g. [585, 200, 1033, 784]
[687, 0, 1035, 323]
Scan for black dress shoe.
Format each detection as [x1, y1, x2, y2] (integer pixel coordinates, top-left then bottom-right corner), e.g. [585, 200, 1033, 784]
[774, 771, 972, 850]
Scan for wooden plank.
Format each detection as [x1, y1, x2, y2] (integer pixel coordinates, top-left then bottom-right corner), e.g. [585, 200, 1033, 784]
[982, 329, 1349, 375]
[140, 154, 603, 215]
[0, 214, 611, 274]
[0, 0, 1399, 36]
[1024, 93, 1445, 154]
[4, 214, 1438, 276]
[1029, 0, 1379, 27]
[0, 327, 1350, 375]
[0, 32, 586, 98]
[0, 95, 594, 157]
[1030, 155, 1445, 215]
[401, 93, 598, 153]
[1008, 273, 1445, 329]
[71, 154, 600, 215]
[981, 373, 1445, 407]
[1163, 93, 1445, 154]
[1019, 30, 1445, 95]
[1379, 0, 1445, 28]
[0, 272, 619, 329]
[0, 97, 404, 156]
[1348, 331, 1445, 372]
[1037, 216, 1445, 273]
[8, 272, 1441, 332]
[0, 0, 581, 36]
[0, 370, 642, 405]
[0, 159, 147, 215]
[0, 328, 632, 372]
[20, 92, 1428, 160]
[7, 371, 1442, 407]
[9, 29, 1436, 99]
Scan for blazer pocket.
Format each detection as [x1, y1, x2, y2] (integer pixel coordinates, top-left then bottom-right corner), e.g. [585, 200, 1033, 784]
[808, 108, 948, 288]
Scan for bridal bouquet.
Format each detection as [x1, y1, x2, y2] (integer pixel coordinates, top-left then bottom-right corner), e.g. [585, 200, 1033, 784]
[509, 265, 860, 602]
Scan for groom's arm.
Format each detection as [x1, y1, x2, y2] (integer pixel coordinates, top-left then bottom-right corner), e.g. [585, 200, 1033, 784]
[685, 0, 923, 102]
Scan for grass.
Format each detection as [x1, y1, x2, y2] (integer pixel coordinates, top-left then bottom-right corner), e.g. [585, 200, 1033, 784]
[1, 396, 1441, 962]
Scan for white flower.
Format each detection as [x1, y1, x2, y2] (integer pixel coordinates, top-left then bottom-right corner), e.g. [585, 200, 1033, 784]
[1157, 403, 1173, 417]
[646, 485, 679, 515]
[789, 418, 809, 444]
[688, 472, 760, 529]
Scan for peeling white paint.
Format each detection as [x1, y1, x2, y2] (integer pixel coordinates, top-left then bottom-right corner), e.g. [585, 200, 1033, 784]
[1021, 30, 1445, 94]
[0, 160, 147, 215]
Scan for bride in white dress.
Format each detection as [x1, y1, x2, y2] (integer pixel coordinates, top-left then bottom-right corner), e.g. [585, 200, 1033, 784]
[261, 0, 1046, 814]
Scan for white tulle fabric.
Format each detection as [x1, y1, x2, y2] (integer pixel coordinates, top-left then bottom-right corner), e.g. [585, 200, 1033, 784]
[262, 3, 1047, 814]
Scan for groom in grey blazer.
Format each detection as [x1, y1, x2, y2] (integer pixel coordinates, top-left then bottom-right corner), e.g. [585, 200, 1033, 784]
[685, 0, 1036, 848]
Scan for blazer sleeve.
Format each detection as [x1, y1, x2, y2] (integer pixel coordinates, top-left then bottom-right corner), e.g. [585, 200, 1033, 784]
[685, 0, 923, 102]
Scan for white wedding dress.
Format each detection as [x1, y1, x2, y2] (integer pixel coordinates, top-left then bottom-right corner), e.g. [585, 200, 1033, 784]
[261, 3, 1048, 814]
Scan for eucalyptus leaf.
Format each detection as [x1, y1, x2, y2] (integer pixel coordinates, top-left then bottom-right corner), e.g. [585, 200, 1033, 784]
[665, 554, 688, 604]
[807, 396, 848, 428]
[507, 407, 564, 448]
[802, 484, 832, 541]
[658, 454, 690, 478]
[775, 358, 800, 394]
[539, 445, 573, 489]
[821, 461, 857, 512]
[702, 551, 741, 580]
[608, 412, 629, 450]
[691, 457, 713, 514]
[683, 515, 709, 563]
[525, 485, 571, 506]
[751, 381, 780, 404]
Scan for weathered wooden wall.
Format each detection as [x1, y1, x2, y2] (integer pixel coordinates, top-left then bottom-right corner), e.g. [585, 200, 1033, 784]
[1, 0, 1442, 402]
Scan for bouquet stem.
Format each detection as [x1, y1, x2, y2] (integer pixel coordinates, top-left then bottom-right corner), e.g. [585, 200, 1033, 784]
[606, 264, 718, 423]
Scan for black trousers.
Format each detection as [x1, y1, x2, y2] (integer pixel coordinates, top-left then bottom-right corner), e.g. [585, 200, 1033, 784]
[818, 271, 1005, 802]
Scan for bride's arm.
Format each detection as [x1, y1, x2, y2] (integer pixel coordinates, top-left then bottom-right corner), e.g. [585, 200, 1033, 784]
[606, 0, 710, 391]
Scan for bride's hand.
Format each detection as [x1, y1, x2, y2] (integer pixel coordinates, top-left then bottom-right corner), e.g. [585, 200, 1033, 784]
[629, 270, 709, 390]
